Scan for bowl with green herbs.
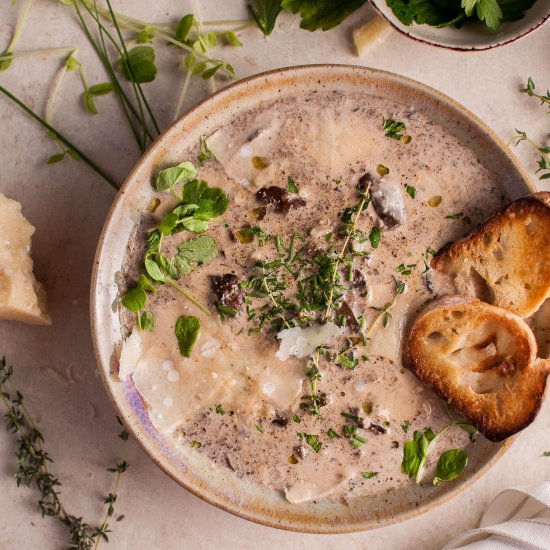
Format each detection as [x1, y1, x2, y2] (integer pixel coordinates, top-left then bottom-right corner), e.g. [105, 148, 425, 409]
[369, 0, 549, 50]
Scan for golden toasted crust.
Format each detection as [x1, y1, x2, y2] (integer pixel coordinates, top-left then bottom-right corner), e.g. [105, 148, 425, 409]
[406, 295, 549, 441]
[432, 192, 550, 318]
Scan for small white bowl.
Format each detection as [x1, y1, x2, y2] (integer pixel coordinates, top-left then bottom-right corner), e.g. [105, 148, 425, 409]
[369, 0, 549, 51]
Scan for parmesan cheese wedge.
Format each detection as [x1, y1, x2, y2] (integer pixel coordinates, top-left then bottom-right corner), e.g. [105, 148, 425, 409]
[353, 17, 392, 57]
[0, 194, 50, 325]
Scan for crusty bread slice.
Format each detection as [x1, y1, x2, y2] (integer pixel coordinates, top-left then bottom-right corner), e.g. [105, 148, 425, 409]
[431, 192, 550, 318]
[406, 295, 549, 441]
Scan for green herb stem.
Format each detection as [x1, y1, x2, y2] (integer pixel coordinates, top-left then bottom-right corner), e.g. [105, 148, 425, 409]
[165, 279, 212, 316]
[0, 46, 75, 63]
[0, 86, 118, 190]
[4, 0, 33, 54]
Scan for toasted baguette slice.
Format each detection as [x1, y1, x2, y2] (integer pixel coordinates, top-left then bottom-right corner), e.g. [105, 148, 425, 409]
[431, 192, 550, 318]
[406, 295, 549, 441]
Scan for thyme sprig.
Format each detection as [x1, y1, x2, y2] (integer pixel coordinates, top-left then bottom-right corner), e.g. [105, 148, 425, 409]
[0, 356, 128, 549]
[511, 77, 550, 180]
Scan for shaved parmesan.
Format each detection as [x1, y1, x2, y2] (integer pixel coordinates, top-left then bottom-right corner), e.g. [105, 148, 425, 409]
[119, 330, 143, 380]
[276, 322, 342, 361]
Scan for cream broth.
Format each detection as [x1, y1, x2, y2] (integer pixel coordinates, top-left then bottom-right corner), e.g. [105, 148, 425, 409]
[119, 91, 508, 502]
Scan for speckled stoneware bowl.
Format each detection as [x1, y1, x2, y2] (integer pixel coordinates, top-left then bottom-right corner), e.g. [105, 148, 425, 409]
[369, 0, 549, 51]
[91, 65, 535, 533]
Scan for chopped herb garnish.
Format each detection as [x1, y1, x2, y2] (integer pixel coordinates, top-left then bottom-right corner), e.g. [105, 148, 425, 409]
[217, 304, 237, 318]
[369, 226, 381, 248]
[256, 424, 265, 433]
[382, 117, 406, 140]
[340, 412, 360, 422]
[543, 451, 550, 457]
[396, 263, 416, 276]
[215, 404, 225, 415]
[405, 184, 416, 199]
[287, 175, 299, 194]
[338, 352, 357, 370]
[292, 414, 301, 423]
[197, 135, 216, 163]
[190, 440, 202, 448]
[401, 420, 410, 433]
[327, 428, 341, 439]
[303, 433, 322, 453]
[445, 212, 464, 219]
[361, 471, 378, 479]
[428, 195, 442, 207]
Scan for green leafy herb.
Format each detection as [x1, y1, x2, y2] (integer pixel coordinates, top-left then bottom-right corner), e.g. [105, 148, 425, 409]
[433, 449, 468, 486]
[155, 161, 197, 191]
[401, 428, 437, 482]
[287, 175, 299, 194]
[119, 45, 157, 83]
[369, 226, 381, 248]
[401, 420, 410, 433]
[121, 286, 146, 312]
[338, 352, 357, 370]
[405, 184, 417, 199]
[139, 311, 155, 331]
[457, 422, 478, 442]
[282, 0, 368, 31]
[341, 411, 360, 421]
[543, 451, 550, 457]
[248, 0, 282, 36]
[383, 117, 406, 140]
[197, 135, 216, 163]
[83, 82, 113, 115]
[303, 433, 322, 452]
[327, 427, 340, 438]
[176, 14, 195, 42]
[361, 471, 378, 479]
[292, 414, 301, 423]
[445, 212, 464, 219]
[175, 315, 201, 358]
[217, 304, 237, 318]
[182, 179, 228, 220]
[0, 356, 128, 549]
[176, 235, 219, 274]
[462, 0, 502, 31]
[215, 404, 225, 415]
[256, 423, 265, 433]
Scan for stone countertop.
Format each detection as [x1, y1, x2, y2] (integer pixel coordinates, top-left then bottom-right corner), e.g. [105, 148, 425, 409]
[0, 2, 549, 549]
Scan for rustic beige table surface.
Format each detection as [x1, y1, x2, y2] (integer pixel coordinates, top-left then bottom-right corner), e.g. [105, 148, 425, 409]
[0, 2, 549, 549]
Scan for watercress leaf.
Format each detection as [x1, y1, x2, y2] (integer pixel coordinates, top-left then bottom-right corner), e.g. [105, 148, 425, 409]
[47, 153, 66, 164]
[121, 286, 147, 312]
[182, 180, 228, 220]
[155, 161, 197, 191]
[201, 64, 223, 80]
[177, 235, 218, 265]
[144, 257, 165, 282]
[281, 0, 367, 31]
[138, 274, 155, 292]
[176, 14, 195, 42]
[119, 46, 157, 84]
[248, 0, 283, 36]
[0, 51, 13, 72]
[175, 315, 200, 357]
[83, 91, 98, 115]
[433, 449, 468, 486]
[159, 211, 181, 236]
[181, 217, 209, 233]
[183, 52, 196, 72]
[173, 255, 193, 275]
[223, 31, 243, 47]
[401, 430, 424, 478]
[65, 53, 81, 71]
[88, 82, 113, 95]
[192, 61, 207, 75]
[137, 25, 155, 43]
[140, 311, 155, 331]
[201, 32, 218, 49]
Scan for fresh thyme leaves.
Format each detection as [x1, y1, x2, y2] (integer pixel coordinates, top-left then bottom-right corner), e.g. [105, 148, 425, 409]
[382, 117, 406, 140]
[215, 404, 225, 414]
[155, 161, 197, 191]
[361, 471, 378, 479]
[445, 212, 464, 219]
[197, 135, 217, 163]
[120, 46, 156, 84]
[175, 315, 201, 357]
[396, 263, 416, 276]
[287, 175, 299, 194]
[248, 0, 282, 36]
[327, 427, 341, 438]
[338, 352, 357, 370]
[511, 78, 550, 180]
[433, 449, 468, 486]
[405, 184, 417, 199]
[0, 357, 128, 549]
[304, 352, 323, 415]
[292, 414, 301, 423]
[365, 278, 406, 337]
[369, 226, 381, 248]
[302, 433, 322, 452]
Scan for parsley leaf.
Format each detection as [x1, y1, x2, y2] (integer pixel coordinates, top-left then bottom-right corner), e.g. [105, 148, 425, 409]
[248, 0, 282, 36]
[433, 449, 468, 486]
[175, 315, 201, 357]
[281, 0, 368, 31]
[463, 0, 503, 31]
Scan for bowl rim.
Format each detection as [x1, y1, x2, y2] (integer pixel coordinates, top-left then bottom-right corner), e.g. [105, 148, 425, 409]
[368, 0, 550, 52]
[90, 64, 535, 534]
